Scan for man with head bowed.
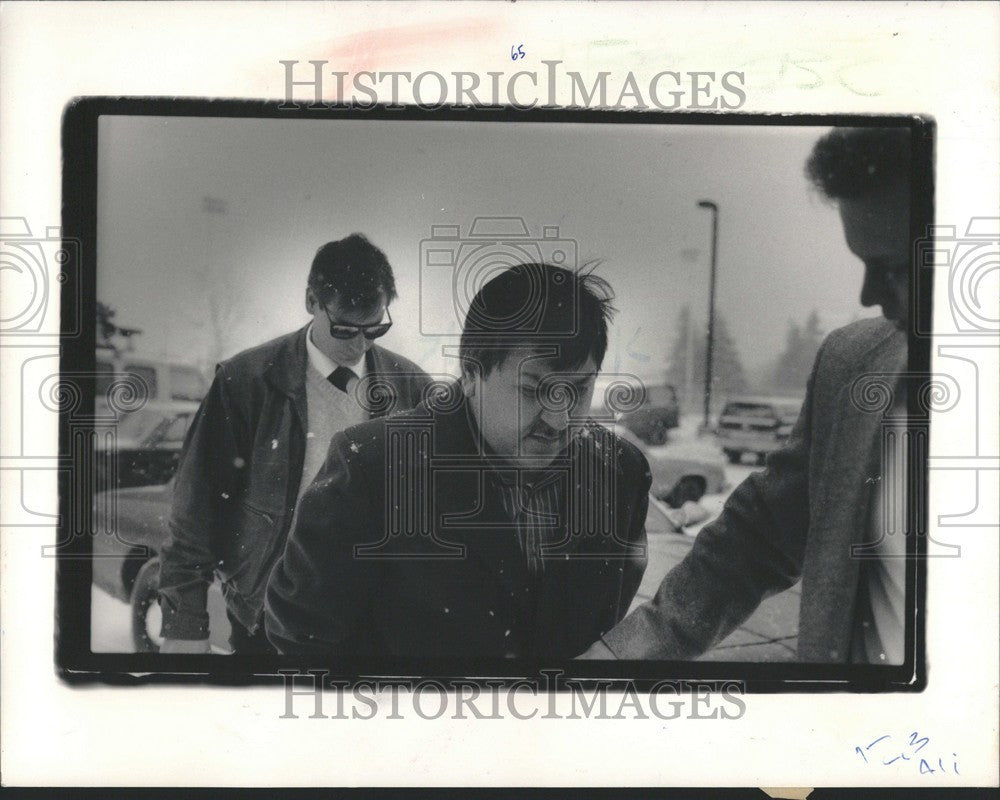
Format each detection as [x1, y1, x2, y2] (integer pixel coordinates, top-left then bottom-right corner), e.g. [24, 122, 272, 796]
[158, 234, 431, 654]
[265, 262, 651, 658]
[580, 126, 917, 664]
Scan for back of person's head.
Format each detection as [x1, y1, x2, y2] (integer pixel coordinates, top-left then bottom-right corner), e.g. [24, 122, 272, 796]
[307, 234, 398, 312]
[459, 262, 616, 379]
[806, 126, 912, 201]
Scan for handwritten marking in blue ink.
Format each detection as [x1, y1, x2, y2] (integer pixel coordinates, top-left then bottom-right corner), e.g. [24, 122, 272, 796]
[854, 732, 959, 777]
[510, 44, 525, 61]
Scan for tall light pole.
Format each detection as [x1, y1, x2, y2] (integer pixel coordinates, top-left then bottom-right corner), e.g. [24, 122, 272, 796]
[697, 200, 718, 431]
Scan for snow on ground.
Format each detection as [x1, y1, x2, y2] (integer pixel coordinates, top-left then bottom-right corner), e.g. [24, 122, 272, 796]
[90, 414, 799, 660]
[91, 584, 135, 653]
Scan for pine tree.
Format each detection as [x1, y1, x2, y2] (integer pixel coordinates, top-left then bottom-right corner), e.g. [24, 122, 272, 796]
[666, 304, 749, 412]
[771, 309, 824, 393]
[96, 301, 117, 346]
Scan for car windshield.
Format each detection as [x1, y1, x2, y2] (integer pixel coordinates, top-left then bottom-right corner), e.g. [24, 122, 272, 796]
[123, 363, 159, 399]
[170, 366, 207, 401]
[116, 408, 170, 443]
[723, 403, 775, 418]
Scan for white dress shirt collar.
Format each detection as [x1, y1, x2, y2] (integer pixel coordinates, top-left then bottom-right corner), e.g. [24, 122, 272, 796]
[305, 323, 367, 380]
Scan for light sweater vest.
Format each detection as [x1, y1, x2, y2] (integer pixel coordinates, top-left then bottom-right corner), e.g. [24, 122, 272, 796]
[295, 365, 369, 512]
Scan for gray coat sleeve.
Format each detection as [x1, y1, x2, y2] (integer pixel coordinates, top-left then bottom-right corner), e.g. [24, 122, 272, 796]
[158, 362, 246, 639]
[600, 351, 823, 660]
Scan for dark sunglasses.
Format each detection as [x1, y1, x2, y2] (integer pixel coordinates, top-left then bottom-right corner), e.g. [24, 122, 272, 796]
[324, 306, 393, 340]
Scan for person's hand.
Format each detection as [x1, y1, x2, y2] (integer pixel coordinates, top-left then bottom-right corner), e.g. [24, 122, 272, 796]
[159, 637, 212, 654]
[575, 640, 617, 659]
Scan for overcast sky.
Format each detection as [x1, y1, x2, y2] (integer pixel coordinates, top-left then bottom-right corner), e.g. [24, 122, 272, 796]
[97, 115, 876, 384]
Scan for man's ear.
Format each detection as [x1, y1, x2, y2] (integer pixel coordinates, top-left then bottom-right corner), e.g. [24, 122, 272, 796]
[305, 287, 317, 315]
[460, 370, 478, 398]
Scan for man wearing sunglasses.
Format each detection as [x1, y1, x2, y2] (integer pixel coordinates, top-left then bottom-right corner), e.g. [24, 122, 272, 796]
[158, 234, 431, 654]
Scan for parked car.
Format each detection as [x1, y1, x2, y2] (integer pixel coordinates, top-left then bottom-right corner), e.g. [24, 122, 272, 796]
[716, 395, 804, 464]
[92, 479, 232, 653]
[614, 424, 726, 507]
[92, 418, 726, 652]
[94, 402, 199, 490]
[95, 347, 208, 415]
[616, 383, 680, 445]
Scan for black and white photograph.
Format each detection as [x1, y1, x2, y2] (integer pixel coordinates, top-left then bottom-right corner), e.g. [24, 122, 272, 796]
[57, 103, 931, 683]
[2, 1, 997, 792]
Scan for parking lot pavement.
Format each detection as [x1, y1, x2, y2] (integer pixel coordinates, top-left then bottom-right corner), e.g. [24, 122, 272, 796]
[628, 461, 801, 663]
[92, 418, 802, 660]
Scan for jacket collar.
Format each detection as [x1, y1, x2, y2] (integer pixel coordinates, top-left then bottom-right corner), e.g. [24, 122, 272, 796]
[262, 325, 309, 406]
[303, 323, 368, 380]
[262, 325, 390, 422]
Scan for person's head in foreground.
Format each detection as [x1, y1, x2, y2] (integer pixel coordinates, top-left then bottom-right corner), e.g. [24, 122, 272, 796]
[458, 262, 616, 471]
[305, 233, 397, 366]
[806, 126, 912, 330]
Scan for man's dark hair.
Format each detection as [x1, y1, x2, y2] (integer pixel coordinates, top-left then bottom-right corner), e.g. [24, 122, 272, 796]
[459, 262, 616, 379]
[806, 127, 912, 200]
[307, 233, 398, 311]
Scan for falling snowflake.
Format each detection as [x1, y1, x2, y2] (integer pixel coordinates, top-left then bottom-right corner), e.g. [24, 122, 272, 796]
[221, 492, 230, 500]
[233, 457, 246, 468]
[349, 442, 360, 453]
[271, 439, 278, 450]
[306, 432, 316, 439]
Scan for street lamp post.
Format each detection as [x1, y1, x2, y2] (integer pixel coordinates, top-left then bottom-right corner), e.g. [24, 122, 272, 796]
[697, 200, 719, 431]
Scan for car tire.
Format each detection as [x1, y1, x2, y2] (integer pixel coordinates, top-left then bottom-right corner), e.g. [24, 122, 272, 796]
[665, 476, 706, 509]
[130, 556, 163, 653]
[724, 449, 742, 464]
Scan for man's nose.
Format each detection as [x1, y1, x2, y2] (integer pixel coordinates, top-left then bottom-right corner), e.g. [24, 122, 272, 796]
[860, 264, 882, 308]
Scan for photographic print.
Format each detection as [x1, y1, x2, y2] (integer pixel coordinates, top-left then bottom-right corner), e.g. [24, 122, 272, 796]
[56, 102, 931, 691]
[2, 1, 996, 791]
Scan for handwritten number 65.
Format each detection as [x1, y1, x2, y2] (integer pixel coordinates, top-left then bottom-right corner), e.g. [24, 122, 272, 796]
[510, 44, 525, 61]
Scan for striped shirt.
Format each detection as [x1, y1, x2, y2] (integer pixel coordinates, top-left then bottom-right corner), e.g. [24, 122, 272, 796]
[491, 468, 564, 580]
